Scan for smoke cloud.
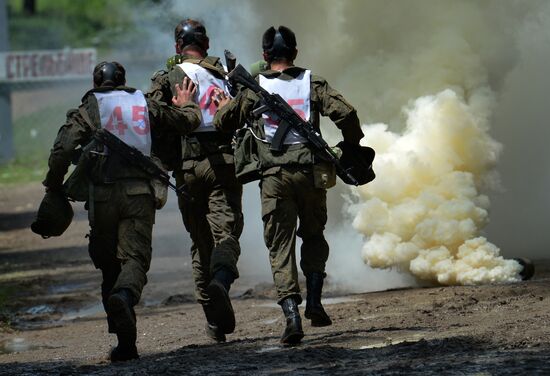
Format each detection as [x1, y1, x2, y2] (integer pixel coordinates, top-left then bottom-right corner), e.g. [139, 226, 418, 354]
[354, 89, 522, 284]
[127, 0, 549, 290]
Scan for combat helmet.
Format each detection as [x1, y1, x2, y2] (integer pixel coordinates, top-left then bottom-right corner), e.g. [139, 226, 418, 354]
[31, 190, 74, 238]
[262, 25, 297, 63]
[93, 61, 126, 88]
[175, 19, 209, 53]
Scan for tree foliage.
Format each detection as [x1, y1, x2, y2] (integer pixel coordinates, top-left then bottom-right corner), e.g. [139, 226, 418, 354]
[7, 0, 159, 50]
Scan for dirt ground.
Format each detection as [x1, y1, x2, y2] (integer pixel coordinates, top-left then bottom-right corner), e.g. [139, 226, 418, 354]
[1, 183, 550, 375]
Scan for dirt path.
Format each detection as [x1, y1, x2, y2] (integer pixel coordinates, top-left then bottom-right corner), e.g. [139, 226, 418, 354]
[1, 183, 550, 375]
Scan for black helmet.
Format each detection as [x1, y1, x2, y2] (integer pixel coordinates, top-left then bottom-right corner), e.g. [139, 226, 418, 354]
[262, 25, 297, 63]
[336, 141, 376, 186]
[31, 190, 74, 238]
[93, 61, 126, 88]
[175, 19, 209, 52]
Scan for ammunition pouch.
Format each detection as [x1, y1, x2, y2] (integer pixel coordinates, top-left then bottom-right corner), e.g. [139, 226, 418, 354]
[312, 162, 336, 189]
[149, 156, 168, 209]
[234, 127, 262, 184]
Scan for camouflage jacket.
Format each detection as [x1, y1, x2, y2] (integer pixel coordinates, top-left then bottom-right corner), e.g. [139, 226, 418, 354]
[213, 66, 364, 171]
[43, 85, 200, 193]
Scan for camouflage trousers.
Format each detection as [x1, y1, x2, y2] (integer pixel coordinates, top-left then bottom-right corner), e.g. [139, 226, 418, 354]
[174, 158, 243, 304]
[260, 166, 329, 304]
[87, 180, 155, 333]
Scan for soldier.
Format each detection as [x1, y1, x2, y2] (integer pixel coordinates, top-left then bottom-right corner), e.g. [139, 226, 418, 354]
[148, 19, 243, 342]
[38, 61, 200, 361]
[213, 26, 365, 344]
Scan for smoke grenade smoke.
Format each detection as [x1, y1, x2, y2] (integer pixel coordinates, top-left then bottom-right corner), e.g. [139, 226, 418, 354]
[127, 0, 549, 291]
[354, 89, 522, 284]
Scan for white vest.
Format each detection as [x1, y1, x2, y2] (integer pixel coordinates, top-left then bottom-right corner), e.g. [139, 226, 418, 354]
[93, 90, 151, 156]
[177, 62, 229, 132]
[259, 70, 311, 145]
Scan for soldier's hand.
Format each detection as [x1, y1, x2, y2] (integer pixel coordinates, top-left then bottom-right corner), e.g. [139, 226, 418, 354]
[212, 88, 230, 110]
[172, 77, 197, 107]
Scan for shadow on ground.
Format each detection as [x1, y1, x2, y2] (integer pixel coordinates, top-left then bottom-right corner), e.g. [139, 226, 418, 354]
[0, 245, 89, 271]
[0, 212, 36, 232]
[1, 336, 549, 375]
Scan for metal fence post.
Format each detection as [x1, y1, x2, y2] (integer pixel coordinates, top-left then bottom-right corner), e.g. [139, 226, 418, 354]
[0, 0, 14, 163]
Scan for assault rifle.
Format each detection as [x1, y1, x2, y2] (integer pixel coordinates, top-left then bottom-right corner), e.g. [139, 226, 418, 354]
[227, 64, 372, 186]
[93, 129, 192, 200]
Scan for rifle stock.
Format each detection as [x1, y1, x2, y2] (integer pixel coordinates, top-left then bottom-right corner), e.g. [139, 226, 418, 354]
[93, 129, 192, 200]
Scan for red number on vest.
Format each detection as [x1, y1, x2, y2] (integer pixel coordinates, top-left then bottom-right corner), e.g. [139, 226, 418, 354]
[199, 84, 221, 116]
[287, 99, 306, 120]
[132, 106, 150, 135]
[265, 98, 306, 126]
[104, 106, 128, 135]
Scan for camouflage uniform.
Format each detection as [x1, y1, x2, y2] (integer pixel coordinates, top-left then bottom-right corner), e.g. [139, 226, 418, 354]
[43, 85, 201, 332]
[149, 56, 243, 305]
[214, 67, 363, 304]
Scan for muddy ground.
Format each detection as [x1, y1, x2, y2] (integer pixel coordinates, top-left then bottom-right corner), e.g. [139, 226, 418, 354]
[1, 183, 550, 375]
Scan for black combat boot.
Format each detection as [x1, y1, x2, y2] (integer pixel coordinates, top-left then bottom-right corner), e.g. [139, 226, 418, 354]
[304, 272, 332, 327]
[280, 297, 304, 345]
[108, 289, 139, 362]
[205, 268, 236, 334]
[202, 305, 227, 343]
[107, 288, 137, 334]
[110, 331, 139, 362]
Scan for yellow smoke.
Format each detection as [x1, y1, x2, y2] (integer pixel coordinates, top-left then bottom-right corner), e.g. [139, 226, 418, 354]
[354, 88, 522, 284]
[240, 0, 543, 286]
[153, 0, 548, 288]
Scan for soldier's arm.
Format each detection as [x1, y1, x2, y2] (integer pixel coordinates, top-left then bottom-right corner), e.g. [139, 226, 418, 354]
[167, 66, 191, 100]
[147, 97, 201, 135]
[147, 70, 172, 103]
[213, 88, 255, 132]
[312, 76, 364, 145]
[149, 69, 201, 135]
[43, 109, 93, 190]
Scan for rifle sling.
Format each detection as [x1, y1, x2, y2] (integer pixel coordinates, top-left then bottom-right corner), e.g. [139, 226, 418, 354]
[78, 106, 98, 226]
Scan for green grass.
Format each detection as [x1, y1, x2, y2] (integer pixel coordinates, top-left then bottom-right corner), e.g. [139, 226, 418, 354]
[0, 101, 72, 185]
[13, 103, 67, 162]
[0, 162, 47, 185]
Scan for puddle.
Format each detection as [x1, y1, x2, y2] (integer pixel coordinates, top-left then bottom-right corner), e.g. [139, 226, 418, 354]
[359, 333, 426, 349]
[61, 302, 104, 321]
[261, 317, 280, 325]
[25, 304, 55, 315]
[49, 282, 88, 294]
[256, 302, 280, 309]
[0, 338, 38, 354]
[256, 346, 282, 353]
[0, 338, 62, 354]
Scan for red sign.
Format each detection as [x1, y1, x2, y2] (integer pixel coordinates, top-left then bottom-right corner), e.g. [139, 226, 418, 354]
[0, 48, 96, 83]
